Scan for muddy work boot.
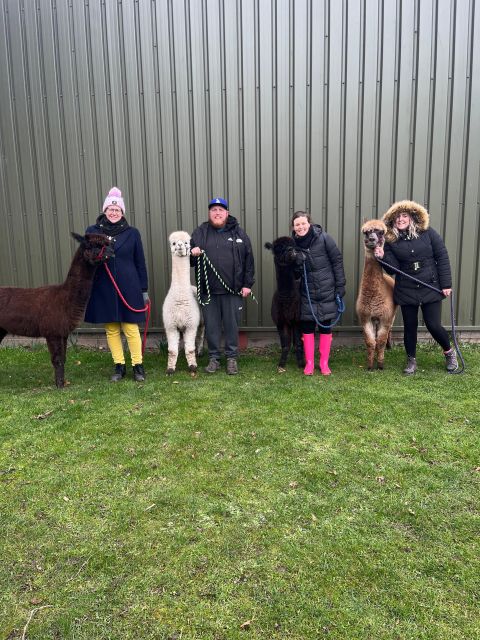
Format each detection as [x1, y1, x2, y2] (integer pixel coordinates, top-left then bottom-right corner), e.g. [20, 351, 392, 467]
[444, 348, 458, 372]
[403, 356, 417, 375]
[204, 358, 221, 374]
[226, 358, 238, 375]
[132, 364, 146, 382]
[111, 363, 126, 382]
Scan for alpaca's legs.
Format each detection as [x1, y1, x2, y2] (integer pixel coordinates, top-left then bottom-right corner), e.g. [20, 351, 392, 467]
[302, 333, 315, 375]
[0, 328, 6, 344]
[277, 325, 292, 371]
[293, 325, 305, 368]
[46, 336, 67, 388]
[361, 320, 377, 370]
[375, 324, 391, 370]
[195, 321, 205, 357]
[319, 333, 333, 375]
[183, 326, 198, 373]
[165, 327, 180, 374]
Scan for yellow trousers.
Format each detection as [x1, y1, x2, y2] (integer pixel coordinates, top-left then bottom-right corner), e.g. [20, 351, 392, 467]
[105, 322, 142, 366]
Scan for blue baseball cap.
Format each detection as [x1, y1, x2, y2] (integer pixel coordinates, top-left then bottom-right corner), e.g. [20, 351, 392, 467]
[208, 197, 229, 210]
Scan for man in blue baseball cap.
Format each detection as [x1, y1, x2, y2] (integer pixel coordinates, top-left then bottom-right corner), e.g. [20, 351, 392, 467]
[191, 197, 255, 374]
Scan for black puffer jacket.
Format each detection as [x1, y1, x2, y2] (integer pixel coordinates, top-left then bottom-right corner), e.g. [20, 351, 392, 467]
[382, 200, 452, 306]
[294, 225, 346, 323]
[191, 215, 255, 295]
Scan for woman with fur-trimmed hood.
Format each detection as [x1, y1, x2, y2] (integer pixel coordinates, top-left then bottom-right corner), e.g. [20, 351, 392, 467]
[374, 200, 458, 375]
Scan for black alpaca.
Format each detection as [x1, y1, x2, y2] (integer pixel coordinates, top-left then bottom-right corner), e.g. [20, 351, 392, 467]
[265, 237, 305, 371]
[0, 233, 113, 388]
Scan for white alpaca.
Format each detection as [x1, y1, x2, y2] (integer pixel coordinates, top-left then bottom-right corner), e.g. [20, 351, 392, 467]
[162, 231, 204, 374]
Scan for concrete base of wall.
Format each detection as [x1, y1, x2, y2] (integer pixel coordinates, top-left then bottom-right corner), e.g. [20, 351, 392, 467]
[2, 328, 479, 350]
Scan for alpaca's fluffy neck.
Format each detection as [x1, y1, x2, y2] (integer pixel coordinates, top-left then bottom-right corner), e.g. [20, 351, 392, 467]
[275, 263, 297, 295]
[63, 248, 98, 321]
[361, 249, 385, 285]
[171, 254, 192, 286]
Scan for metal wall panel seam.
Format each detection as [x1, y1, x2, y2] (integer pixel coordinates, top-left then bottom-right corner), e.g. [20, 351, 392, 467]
[50, 0, 76, 273]
[454, 0, 475, 324]
[321, 0, 329, 226]
[4, 1, 33, 286]
[68, 0, 91, 234]
[21, 1, 49, 285]
[439, 0, 456, 239]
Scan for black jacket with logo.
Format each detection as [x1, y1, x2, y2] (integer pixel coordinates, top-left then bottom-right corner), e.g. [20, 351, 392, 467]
[191, 215, 255, 295]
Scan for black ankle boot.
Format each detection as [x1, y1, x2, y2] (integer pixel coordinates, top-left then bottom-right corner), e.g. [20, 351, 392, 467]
[111, 363, 126, 382]
[133, 364, 146, 382]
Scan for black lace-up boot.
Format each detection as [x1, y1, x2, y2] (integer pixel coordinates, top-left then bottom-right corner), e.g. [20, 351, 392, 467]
[111, 363, 126, 382]
[132, 364, 146, 382]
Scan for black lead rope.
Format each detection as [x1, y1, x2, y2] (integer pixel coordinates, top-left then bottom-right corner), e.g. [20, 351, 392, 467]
[302, 262, 345, 329]
[376, 258, 465, 374]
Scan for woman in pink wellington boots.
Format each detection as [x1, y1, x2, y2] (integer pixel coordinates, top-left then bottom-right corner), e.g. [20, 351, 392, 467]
[292, 211, 346, 375]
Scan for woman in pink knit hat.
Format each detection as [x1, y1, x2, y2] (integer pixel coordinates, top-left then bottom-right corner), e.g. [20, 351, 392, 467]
[84, 187, 149, 382]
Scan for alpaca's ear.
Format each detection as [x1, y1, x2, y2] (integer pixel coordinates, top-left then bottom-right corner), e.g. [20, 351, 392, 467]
[264, 242, 273, 250]
[71, 232, 85, 244]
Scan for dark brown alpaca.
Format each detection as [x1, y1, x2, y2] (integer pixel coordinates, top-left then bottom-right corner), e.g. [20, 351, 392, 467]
[356, 220, 397, 370]
[265, 237, 305, 372]
[0, 233, 113, 387]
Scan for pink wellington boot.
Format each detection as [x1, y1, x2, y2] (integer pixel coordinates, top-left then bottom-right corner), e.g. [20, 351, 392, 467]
[319, 333, 333, 375]
[302, 334, 315, 375]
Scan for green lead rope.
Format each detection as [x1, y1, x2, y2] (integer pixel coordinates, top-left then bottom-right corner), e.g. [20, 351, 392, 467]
[196, 251, 258, 306]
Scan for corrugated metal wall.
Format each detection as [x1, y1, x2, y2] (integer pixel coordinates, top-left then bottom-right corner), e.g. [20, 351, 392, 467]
[0, 0, 479, 331]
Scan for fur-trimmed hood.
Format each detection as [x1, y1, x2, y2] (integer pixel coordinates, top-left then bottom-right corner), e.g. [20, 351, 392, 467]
[382, 200, 429, 242]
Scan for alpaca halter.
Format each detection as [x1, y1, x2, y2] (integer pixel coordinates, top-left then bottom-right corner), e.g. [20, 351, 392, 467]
[195, 251, 258, 306]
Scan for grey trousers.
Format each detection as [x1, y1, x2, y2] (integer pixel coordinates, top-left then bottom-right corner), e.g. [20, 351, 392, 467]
[202, 293, 243, 359]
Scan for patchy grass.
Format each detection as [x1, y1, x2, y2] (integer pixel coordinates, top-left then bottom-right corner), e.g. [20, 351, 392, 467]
[0, 343, 479, 639]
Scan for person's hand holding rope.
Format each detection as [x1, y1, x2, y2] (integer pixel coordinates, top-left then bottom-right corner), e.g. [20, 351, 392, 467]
[193, 247, 258, 305]
[375, 246, 452, 297]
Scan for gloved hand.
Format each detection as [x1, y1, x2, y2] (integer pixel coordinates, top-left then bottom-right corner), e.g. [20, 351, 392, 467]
[142, 291, 150, 304]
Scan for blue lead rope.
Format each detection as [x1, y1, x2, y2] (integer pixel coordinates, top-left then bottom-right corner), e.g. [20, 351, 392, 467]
[376, 257, 465, 374]
[302, 261, 345, 329]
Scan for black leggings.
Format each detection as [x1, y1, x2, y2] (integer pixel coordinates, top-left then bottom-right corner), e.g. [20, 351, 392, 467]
[300, 320, 331, 335]
[401, 301, 451, 357]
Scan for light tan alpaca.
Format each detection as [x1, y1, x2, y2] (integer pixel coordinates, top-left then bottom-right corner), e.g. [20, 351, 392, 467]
[356, 220, 397, 370]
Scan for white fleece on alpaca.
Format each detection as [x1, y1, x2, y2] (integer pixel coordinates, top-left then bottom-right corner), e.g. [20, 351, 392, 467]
[162, 231, 204, 373]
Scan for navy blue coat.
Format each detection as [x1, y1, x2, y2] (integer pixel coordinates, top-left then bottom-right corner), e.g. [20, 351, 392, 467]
[84, 224, 148, 323]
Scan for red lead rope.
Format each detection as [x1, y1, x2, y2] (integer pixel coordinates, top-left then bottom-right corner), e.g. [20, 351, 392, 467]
[103, 263, 151, 355]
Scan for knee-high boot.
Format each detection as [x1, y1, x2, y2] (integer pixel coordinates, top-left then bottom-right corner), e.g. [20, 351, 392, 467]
[302, 333, 315, 376]
[319, 333, 333, 375]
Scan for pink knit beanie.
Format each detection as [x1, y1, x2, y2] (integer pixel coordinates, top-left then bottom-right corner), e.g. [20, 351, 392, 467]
[102, 187, 125, 214]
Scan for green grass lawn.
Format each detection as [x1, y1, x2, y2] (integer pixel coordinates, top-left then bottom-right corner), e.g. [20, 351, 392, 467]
[0, 343, 478, 639]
